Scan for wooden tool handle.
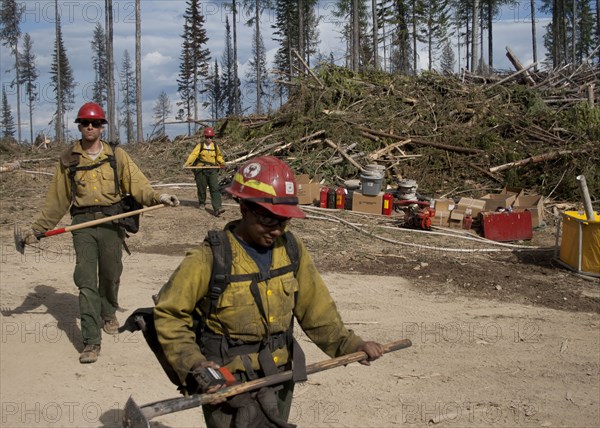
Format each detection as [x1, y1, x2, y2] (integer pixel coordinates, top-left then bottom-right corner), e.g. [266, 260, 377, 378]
[143, 339, 412, 418]
[38, 204, 167, 239]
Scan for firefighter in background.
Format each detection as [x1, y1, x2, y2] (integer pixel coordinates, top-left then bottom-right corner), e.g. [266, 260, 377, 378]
[154, 156, 384, 427]
[185, 127, 226, 216]
[23, 102, 180, 364]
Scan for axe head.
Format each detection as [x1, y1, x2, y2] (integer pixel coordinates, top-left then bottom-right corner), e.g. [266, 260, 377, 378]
[122, 396, 150, 428]
[13, 225, 25, 255]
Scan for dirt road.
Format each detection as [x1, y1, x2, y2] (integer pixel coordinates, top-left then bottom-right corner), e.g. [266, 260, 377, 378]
[1, 186, 599, 427]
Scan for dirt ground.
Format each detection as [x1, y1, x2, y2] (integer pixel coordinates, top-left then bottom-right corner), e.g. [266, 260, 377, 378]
[1, 174, 599, 427]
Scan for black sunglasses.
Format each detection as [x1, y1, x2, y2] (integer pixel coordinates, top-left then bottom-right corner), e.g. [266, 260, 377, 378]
[246, 203, 290, 228]
[79, 120, 104, 128]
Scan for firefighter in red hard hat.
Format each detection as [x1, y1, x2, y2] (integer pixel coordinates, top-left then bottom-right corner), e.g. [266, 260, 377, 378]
[23, 101, 180, 364]
[184, 126, 226, 216]
[154, 156, 384, 427]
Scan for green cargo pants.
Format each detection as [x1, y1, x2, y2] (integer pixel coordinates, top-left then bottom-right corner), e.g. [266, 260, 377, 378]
[72, 214, 123, 346]
[194, 168, 222, 211]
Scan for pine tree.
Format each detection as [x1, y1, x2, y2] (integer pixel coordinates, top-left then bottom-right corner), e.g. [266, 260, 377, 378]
[177, 0, 211, 136]
[49, 16, 75, 141]
[416, 0, 452, 71]
[243, 0, 273, 114]
[246, 27, 269, 114]
[153, 90, 172, 139]
[221, 16, 240, 117]
[1, 88, 16, 140]
[333, 0, 373, 69]
[380, 0, 413, 74]
[0, 0, 24, 143]
[440, 40, 456, 74]
[18, 33, 39, 146]
[119, 50, 136, 143]
[206, 60, 224, 120]
[91, 23, 108, 107]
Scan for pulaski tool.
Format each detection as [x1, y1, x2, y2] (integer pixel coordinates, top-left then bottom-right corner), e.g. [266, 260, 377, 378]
[122, 339, 412, 428]
[14, 204, 167, 254]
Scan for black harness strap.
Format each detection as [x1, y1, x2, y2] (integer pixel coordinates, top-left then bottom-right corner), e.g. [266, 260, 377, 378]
[66, 143, 120, 202]
[203, 229, 306, 381]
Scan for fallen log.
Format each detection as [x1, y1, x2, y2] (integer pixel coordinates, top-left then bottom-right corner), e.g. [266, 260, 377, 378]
[324, 139, 364, 171]
[355, 126, 484, 155]
[489, 149, 587, 173]
[0, 161, 20, 173]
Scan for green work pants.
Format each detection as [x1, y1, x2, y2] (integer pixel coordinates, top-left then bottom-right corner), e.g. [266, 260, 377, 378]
[72, 215, 123, 345]
[194, 169, 222, 211]
[202, 380, 295, 428]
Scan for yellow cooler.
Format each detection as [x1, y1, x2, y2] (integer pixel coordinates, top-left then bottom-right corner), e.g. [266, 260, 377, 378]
[559, 211, 600, 277]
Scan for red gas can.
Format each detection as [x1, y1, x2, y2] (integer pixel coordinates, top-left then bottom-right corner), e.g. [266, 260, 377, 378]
[382, 193, 393, 216]
[335, 187, 346, 209]
[319, 186, 329, 208]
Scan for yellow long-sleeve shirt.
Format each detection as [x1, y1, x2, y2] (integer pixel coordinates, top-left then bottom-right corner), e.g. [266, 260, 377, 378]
[32, 140, 162, 232]
[184, 139, 224, 167]
[154, 224, 364, 385]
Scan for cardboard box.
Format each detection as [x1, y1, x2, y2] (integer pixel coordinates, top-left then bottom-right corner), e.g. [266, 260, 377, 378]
[449, 198, 486, 229]
[433, 198, 455, 213]
[501, 186, 524, 199]
[432, 210, 451, 227]
[352, 191, 383, 215]
[480, 193, 517, 211]
[513, 194, 544, 227]
[296, 174, 322, 205]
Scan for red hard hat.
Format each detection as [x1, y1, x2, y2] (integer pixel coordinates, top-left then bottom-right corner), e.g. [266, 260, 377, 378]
[226, 156, 306, 219]
[204, 127, 215, 137]
[75, 102, 107, 123]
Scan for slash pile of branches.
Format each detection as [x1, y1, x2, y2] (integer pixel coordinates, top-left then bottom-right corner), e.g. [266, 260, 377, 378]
[2, 61, 598, 203]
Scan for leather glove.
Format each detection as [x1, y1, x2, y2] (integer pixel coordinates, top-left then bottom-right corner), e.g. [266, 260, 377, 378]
[23, 228, 41, 245]
[189, 361, 226, 404]
[159, 193, 180, 207]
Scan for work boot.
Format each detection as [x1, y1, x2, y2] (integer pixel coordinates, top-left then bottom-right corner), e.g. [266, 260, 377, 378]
[198, 203, 205, 210]
[79, 344, 101, 364]
[214, 208, 225, 217]
[103, 317, 119, 335]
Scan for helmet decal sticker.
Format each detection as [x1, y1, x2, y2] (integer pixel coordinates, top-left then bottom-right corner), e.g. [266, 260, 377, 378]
[242, 162, 261, 179]
[285, 181, 294, 194]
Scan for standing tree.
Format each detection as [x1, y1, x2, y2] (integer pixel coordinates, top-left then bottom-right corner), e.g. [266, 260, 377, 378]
[119, 50, 136, 143]
[18, 33, 39, 146]
[246, 27, 269, 114]
[135, 0, 143, 143]
[1, 88, 16, 140]
[232, 0, 241, 115]
[53, 0, 62, 143]
[471, 0, 480, 72]
[221, 16, 240, 117]
[90, 23, 108, 107]
[206, 60, 224, 120]
[153, 90, 172, 139]
[243, 0, 272, 114]
[0, 0, 24, 143]
[177, 0, 211, 135]
[105, 0, 117, 141]
[416, 0, 452, 71]
[440, 39, 456, 73]
[531, 0, 538, 70]
[379, 0, 412, 74]
[50, 16, 75, 143]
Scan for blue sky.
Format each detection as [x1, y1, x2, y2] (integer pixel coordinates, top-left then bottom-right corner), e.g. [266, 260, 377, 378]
[1, 1, 551, 143]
